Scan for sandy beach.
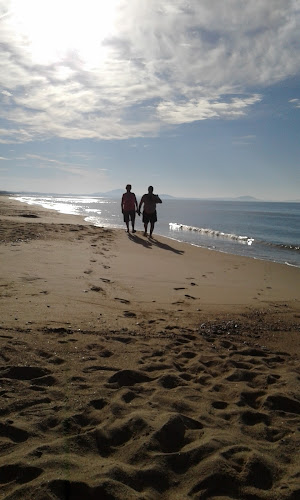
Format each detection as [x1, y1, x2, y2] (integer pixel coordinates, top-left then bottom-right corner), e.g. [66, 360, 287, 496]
[0, 195, 299, 499]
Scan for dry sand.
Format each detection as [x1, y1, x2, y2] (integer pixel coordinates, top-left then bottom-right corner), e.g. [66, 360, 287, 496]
[0, 195, 299, 499]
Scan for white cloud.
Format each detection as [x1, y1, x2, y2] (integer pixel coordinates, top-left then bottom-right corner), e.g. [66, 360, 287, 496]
[0, 126, 35, 143]
[289, 98, 300, 108]
[22, 153, 91, 176]
[0, 0, 299, 142]
[157, 95, 262, 124]
[232, 135, 256, 145]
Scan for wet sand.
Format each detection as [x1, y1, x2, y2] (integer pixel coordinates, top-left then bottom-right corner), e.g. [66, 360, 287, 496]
[0, 196, 299, 499]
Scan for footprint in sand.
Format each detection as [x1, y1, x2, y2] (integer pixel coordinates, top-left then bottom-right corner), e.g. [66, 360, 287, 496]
[240, 410, 270, 425]
[0, 422, 29, 443]
[1, 366, 51, 380]
[89, 398, 108, 410]
[123, 311, 136, 318]
[211, 401, 228, 410]
[90, 286, 104, 292]
[0, 464, 42, 484]
[115, 297, 130, 304]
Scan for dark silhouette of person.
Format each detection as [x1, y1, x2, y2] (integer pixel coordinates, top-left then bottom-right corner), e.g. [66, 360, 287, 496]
[138, 186, 162, 237]
[121, 184, 138, 233]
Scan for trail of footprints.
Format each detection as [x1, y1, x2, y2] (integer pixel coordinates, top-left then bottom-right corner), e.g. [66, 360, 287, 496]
[0, 328, 299, 499]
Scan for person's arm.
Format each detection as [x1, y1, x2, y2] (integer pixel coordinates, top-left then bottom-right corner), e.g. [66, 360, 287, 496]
[121, 194, 124, 212]
[155, 194, 162, 203]
[134, 194, 138, 210]
[138, 195, 144, 214]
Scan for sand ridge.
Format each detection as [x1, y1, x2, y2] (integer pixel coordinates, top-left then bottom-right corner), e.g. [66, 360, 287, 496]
[0, 196, 299, 499]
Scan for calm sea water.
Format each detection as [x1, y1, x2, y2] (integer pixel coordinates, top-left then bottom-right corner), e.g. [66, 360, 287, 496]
[13, 195, 300, 267]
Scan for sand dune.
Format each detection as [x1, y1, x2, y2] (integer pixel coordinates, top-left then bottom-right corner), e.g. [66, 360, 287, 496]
[0, 196, 299, 499]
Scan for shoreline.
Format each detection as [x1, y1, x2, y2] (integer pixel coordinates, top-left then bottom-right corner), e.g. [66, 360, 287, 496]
[9, 194, 300, 269]
[1, 195, 300, 499]
[164, 236, 300, 269]
[1, 195, 300, 352]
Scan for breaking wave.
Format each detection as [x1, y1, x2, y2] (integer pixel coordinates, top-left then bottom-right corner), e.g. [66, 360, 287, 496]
[169, 222, 254, 245]
[169, 223, 299, 252]
[262, 241, 300, 252]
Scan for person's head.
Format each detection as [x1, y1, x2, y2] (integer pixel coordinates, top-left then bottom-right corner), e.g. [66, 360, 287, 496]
[148, 186, 153, 194]
[126, 184, 132, 192]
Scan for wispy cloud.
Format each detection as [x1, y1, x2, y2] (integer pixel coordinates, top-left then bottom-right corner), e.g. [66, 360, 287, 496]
[1, 0, 299, 143]
[0, 125, 35, 144]
[22, 153, 90, 175]
[20, 152, 109, 177]
[232, 135, 256, 146]
[157, 95, 262, 124]
[289, 98, 300, 108]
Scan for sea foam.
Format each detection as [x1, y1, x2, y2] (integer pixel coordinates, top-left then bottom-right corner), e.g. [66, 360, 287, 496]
[169, 222, 254, 245]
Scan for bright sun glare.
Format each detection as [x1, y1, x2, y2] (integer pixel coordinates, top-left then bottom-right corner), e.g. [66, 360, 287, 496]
[10, 0, 120, 66]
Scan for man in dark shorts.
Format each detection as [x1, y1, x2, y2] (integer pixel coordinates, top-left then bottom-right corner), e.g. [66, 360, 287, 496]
[138, 186, 162, 237]
[121, 184, 138, 233]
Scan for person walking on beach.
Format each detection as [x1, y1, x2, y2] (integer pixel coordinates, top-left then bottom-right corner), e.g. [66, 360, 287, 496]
[121, 184, 138, 233]
[138, 186, 162, 238]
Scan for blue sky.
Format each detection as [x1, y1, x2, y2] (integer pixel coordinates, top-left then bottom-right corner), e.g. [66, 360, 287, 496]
[0, 0, 299, 200]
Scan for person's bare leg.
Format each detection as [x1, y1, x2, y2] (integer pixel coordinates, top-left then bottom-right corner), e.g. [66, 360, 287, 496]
[149, 222, 155, 238]
[144, 223, 148, 236]
[131, 215, 136, 233]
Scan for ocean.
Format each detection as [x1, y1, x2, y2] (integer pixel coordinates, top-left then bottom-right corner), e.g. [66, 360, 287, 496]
[13, 195, 300, 268]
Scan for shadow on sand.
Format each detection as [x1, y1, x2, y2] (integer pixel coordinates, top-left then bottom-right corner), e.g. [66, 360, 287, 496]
[128, 233, 184, 255]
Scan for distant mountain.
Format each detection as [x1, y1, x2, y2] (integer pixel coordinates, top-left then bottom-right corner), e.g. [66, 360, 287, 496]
[7, 190, 298, 202]
[234, 195, 260, 201]
[92, 189, 124, 198]
[0, 190, 13, 195]
[92, 190, 175, 199]
[3, 190, 261, 201]
[158, 193, 176, 199]
[175, 195, 262, 202]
